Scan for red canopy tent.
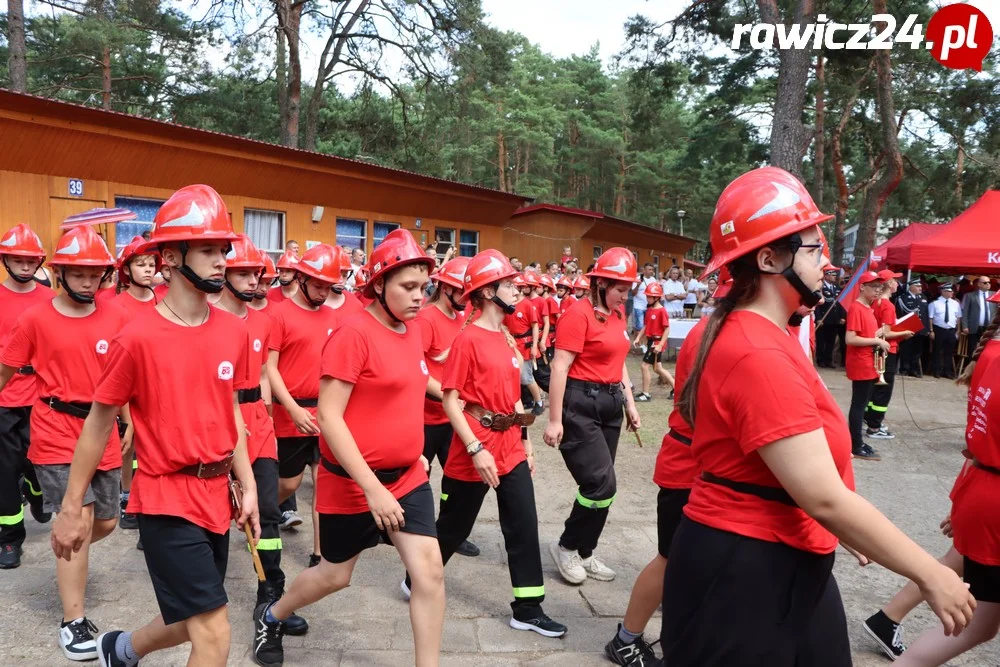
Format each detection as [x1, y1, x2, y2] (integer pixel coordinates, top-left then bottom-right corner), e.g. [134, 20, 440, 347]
[871, 222, 943, 268]
[908, 191, 1000, 274]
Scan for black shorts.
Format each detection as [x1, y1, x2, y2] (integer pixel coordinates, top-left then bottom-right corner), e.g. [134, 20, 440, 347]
[642, 340, 662, 366]
[138, 514, 229, 625]
[656, 487, 691, 558]
[318, 482, 437, 564]
[277, 436, 319, 479]
[964, 556, 1000, 603]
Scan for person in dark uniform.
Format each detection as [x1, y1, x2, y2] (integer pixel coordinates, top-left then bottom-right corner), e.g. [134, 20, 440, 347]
[897, 279, 930, 377]
[816, 267, 844, 368]
[929, 283, 962, 379]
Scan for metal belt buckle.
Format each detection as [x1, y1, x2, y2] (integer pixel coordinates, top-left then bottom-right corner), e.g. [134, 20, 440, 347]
[479, 413, 494, 428]
[195, 461, 211, 478]
[47, 397, 57, 409]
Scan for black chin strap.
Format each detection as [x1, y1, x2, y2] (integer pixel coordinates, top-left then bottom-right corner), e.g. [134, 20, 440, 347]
[60, 266, 112, 304]
[491, 295, 515, 315]
[3, 257, 41, 284]
[598, 285, 609, 309]
[446, 289, 466, 312]
[297, 275, 326, 308]
[761, 235, 823, 309]
[278, 276, 293, 286]
[225, 280, 256, 303]
[377, 288, 405, 323]
[788, 312, 805, 327]
[175, 241, 226, 294]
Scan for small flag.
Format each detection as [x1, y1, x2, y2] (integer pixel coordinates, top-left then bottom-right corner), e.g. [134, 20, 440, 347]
[61, 207, 137, 230]
[837, 254, 873, 311]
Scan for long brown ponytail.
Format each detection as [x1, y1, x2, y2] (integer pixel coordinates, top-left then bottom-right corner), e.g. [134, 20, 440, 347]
[957, 306, 1000, 386]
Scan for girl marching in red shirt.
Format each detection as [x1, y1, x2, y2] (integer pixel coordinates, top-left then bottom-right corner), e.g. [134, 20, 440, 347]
[844, 271, 889, 461]
[557, 275, 575, 314]
[249, 255, 278, 316]
[661, 166, 973, 665]
[893, 296, 1000, 665]
[403, 249, 567, 637]
[631, 282, 674, 402]
[256, 229, 445, 667]
[0, 226, 126, 661]
[544, 247, 642, 586]
[324, 245, 364, 318]
[573, 275, 590, 300]
[0, 223, 54, 570]
[51, 184, 260, 667]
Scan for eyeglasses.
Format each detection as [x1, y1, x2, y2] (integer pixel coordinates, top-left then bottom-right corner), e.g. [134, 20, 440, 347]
[796, 241, 825, 266]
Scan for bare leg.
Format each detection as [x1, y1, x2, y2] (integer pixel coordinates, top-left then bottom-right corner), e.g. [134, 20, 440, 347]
[640, 364, 652, 394]
[271, 556, 358, 619]
[654, 363, 675, 389]
[278, 472, 304, 504]
[393, 531, 445, 667]
[132, 615, 190, 655]
[56, 506, 95, 621]
[622, 555, 667, 635]
[884, 547, 963, 623]
[121, 450, 134, 492]
[894, 601, 1000, 667]
[528, 382, 542, 405]
[184, 605, 231, 667]
[91, 517, 116, 543]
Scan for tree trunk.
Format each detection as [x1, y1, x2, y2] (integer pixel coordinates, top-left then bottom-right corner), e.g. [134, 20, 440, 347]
[497, 104, 507, 192]
[614, 153, 626, 215]
[813, 54, 825, 206]
[7, 0, 28, 92]
[759, 0, 816, 178]
[276, 23, 288, 146]
[854, 3, 904, 266]
[276, 0, 303, 148]
[830, 60, 872, 266]
[956, 141, 965, 202]
[102, 46, 112, 110]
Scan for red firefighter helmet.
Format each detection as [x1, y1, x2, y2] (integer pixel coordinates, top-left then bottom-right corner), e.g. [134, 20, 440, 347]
[522, 271, 541, 288]
[645, 282, 664, 298]
[117, 235, 162, 285]
[364, 229, 436, 299]
[703, 166, 832, 278]
[587, 247, 638, 283]
[295, 243, 342, 284]
[0, 224, 45, 258]
[262, 254, 278, 281]
[713, 266, 733, 299]
[140, 184, 238, 252]
[276, 250, 298, 270]
[461, 250, 518, 302]
[49, 227, 115, 267]
[433, 257, 471, 290]
[574, 275, 591, 291]
[226, 234, 265, 269]
[512, 274, 527, 289]
[556, 275, 574, 290]
[354, 267, 369, 292]
[539, 274, 556, 292]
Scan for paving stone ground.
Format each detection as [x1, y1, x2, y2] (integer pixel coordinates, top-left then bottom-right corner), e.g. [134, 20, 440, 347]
[2, 357, 998, 666]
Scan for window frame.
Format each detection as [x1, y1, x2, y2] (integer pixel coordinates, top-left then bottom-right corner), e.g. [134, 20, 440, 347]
[113, 196, 164, 254]
[243, 207, 286, 260]
[435, 227, 456, 261]
[336, 217, 368, 252]
[373, 221, 401, 248]
[458, 229, 479, 257]
[593, 245, 603, 259]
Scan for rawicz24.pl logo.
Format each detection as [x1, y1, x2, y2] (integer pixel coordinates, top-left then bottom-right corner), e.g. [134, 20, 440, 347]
[732, 4, 993, 71]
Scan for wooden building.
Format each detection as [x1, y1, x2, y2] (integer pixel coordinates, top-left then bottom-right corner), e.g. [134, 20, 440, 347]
[504, 204, 695, 272]
[0, 91, 695, 271]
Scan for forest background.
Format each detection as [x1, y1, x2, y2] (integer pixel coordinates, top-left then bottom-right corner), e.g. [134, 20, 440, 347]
[2, 0, 998, 267]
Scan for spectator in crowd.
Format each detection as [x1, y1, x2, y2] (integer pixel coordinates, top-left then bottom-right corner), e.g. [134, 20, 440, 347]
[682, 268, 705, 318]
[631, 263, 658, 333]
[346, 247, 365, 292]
[700, 296, 717, 318]
[961, 275, 996, 355]
[897, 278, 931, 377]
[286, 239, 301, 258]
[660, 265, 686, 319]
[510, 257, 523, 272]
[546, 262, 560, 280]
[929, 283, 961, 379]
[816, 267, 846, 369]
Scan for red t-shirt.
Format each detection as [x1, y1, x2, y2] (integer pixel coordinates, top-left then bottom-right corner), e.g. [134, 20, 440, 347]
[326, 291, 365, 327]
[250, 299, 274, 317]
[358, 293, 374, 308]
[239, 307, 276, 463]
[951, 340, 1000, 565]
[555, 299, 630, 384]
[317, 311, 429, 513]
[645, 306, 668, 340]
[268, 298, 340, 438]
[267, 285, 288, 303]
[874, 298, 898, 354]
[1, 300, 126, 469]
[94, 287, 116, 305]
[442, 325, 524, 482]
[153, 283, 169, 301]
[683, 310, 855, 555]
[845, 301, 879, 381]
[414, 305, 465, 426]
[531, 296, 548, 327]
[112, 290, 158, 320]
[560, 295, 576, 315]
[504, 299, 536, 356]
[0, 282, 55, 407]
[94, 308, 250, 534]
[655, 318, 703, 489]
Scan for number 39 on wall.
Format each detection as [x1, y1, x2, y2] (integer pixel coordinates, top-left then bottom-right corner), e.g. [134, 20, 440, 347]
[68, 179, 84, 197]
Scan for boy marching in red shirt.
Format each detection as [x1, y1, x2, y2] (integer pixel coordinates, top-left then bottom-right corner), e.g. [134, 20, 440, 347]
[266, 243, 342, 567]
[631, 282, 674, 402]
[0, 226, 127, 660]
[255, 230, 445, 667]
[0, 223, 54, 569]
[864, 269, 914, 440]
[249, 255, 278, 316]
[845, 271, 890, 461]
[51, 184, 260, 667]
[267, 251, 298, 303]
[506, 275, 543, 415]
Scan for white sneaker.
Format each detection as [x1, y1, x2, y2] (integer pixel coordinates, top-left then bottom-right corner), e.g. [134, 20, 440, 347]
[400, 578, 411, 601]
[549, 541, 586, 585]
[279, 510, 303, 530]
[59, 618, 99, 661]
[581, 554, 616, 581]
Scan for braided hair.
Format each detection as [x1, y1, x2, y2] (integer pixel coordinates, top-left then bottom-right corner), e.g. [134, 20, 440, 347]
[957, 306, 1000, 387]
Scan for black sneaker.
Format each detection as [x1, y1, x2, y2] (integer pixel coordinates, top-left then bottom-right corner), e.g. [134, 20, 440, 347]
[866, 426, 895, 440]
[455, 539, 480, 557]
[22, 479, 51, 523]
[0, 544, 22, 569]
[252, 602, 284, 666]
[863, 610, 905, 660]
[509, 611, 567, 638]
[59, 617, 99, 661]
[532, 401, 545, 416]
[96, 630, 130, 667]
[135, 536, 143, 551]
[605, 624, 662, 666]
[853, 444, 882, 461]
[258, 583, 309, 637]
[308, 554, 321, 568]
[119, 498, 138, 530]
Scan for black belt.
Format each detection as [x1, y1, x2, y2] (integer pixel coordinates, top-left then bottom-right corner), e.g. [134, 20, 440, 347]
[566, 378, 621, 394]
[17, 365, 34, 375]
[238, 386, 262, 404]
[321, 457, 409, 484]
[293, 397, 318, 408]
[701, 471, 799, 508]
[40, 396, 92, 419]
[668, 429, 692, 446]
[512, 330, 532, 339]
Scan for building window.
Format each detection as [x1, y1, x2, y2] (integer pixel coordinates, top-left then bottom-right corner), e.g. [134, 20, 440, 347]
[632, 251, 639, 263]
[374, 221, 400, 247]
[114, 197, 163, 254]
[337, 218, 367, 251]
[244, 208, 285, 261]
[435, 228, 455, 260]
[652, 255, 660, 275]
[593, 245, 602, 259]
[459, 230, 479, 257]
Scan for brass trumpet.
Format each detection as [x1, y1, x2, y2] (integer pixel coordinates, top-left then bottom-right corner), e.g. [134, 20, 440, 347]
[874, 329, 888, 386]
